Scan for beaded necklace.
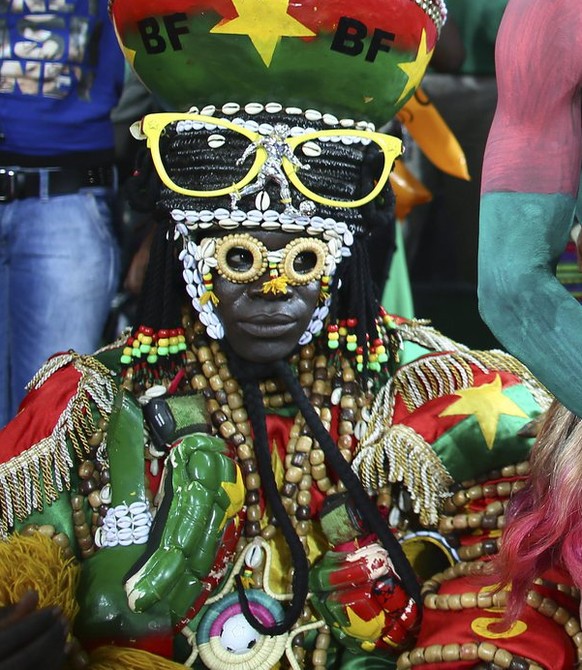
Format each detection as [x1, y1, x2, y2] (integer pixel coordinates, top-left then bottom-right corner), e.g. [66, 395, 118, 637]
[180, 309, 383, 551]
[177, 310, 392, 666]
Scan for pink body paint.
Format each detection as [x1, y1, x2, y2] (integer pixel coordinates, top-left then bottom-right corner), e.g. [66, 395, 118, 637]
[482, 0, 582, 196]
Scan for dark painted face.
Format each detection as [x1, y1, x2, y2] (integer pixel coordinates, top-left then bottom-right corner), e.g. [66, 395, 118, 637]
[212, 231, 322, 363]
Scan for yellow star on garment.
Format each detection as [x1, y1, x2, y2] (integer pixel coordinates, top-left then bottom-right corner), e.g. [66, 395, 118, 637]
[438, 374, 528, 450]
[343, 606, 385, 649]
[395, 29, 434, 104]
[210, 0, 315, 67]
[219, 465, 245, 529]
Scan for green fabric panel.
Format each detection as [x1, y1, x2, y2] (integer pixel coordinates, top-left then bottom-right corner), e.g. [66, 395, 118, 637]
[167, 393, 210, 435]
[94, 344, 123, 376]
[398, 340, 432, 366]
[17, 495, 78, 552]
[382, 223, 415, 320]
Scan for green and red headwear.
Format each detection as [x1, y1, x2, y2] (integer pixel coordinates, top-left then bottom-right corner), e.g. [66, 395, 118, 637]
[109, 0, 445, 123]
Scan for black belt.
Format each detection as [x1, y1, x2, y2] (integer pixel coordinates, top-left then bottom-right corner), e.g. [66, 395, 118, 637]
[0, 166, 116, 202]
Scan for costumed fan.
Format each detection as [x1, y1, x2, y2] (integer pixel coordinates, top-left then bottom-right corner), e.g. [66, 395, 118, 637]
[0, 0, 575, 669]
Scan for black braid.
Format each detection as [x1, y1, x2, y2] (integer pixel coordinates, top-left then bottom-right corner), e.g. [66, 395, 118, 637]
[135, 223, 168, 330]
[328, 235, 381, 374]
[231, 359, 309, 636]
[273, 359, 422, 609]
[135, 222, 182, 332]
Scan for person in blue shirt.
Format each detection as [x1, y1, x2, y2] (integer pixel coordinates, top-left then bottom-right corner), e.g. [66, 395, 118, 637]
[0, 0, 126, 427]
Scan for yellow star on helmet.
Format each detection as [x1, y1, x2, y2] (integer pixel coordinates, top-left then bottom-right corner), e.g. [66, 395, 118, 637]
[211, 0, 315, 67]
[395, 29, 434, 104]
[438, 374, 528, 450]
[121, 44, 137, 67]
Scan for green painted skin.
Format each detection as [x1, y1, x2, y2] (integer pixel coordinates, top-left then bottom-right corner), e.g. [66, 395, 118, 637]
[478, 191, 582, 415]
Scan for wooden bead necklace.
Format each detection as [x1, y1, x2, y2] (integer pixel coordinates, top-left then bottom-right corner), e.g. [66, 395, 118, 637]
[178, 310, 383, 666]
[397, 561, 582, 669]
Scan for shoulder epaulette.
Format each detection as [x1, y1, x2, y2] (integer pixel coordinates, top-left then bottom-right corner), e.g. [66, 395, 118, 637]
[0, 352, 118, 535]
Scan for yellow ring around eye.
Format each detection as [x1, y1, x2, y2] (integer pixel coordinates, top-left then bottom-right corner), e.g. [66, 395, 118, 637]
[215, 234, 268, 283]
[281, 238, 328, 285]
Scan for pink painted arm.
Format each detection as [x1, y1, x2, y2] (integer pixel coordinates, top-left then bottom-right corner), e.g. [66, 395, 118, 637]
[482, 0, 582, 196]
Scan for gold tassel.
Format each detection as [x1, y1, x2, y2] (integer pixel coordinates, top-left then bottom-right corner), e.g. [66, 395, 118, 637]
[200, 291, 219, 306]
[394, 353, 475, 413]
[0, 533, 79, 623]
[0, 355, 117, 534]
[88, 646, 188, 670]
[261, 276, 288, 295]
[356, 424, 453, 527]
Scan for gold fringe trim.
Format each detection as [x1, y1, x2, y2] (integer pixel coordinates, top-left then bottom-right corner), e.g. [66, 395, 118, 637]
[394, 318, 473, 357]
[88, 646, 188, 670]
[354, 419, 453, 527]
[0, 353, 117, 535]
[353, 333, 552, 526]
[0, 532, 79, 623]
[394, 353, 475, 413]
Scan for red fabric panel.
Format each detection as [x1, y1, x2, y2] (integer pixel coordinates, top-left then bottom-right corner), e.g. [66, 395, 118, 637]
[0, 360, 82, 463]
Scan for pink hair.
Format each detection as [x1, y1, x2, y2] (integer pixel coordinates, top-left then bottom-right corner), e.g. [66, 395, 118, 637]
[496, 400, 582, 620]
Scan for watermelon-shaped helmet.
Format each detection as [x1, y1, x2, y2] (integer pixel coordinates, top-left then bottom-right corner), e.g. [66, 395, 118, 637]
[110, 0, 446, 124]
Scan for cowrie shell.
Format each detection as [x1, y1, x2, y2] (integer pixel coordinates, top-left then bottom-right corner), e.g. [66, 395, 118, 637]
[208, 134, 225, 148]
[305, 109, 322, 122]
[221, 102, 240, 115]
[245, 102, 264, 115]
[255, 191, 271, 211]
[302, 141, 321, 157]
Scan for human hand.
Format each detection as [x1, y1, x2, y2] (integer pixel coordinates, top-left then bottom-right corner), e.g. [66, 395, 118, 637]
[0, 591, 68, 670]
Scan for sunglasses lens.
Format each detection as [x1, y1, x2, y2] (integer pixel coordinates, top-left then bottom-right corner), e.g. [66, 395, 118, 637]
[292, 134, 395, 204]
[157, 120, 256, 193]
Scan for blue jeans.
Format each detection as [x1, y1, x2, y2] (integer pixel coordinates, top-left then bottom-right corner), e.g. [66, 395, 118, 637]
[0, 185, 120, 426]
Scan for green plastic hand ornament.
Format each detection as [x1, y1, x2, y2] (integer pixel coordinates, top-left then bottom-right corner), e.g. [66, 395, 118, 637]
[124, 434, 245, 626]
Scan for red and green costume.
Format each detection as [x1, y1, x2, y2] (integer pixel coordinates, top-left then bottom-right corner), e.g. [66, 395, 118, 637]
[0, 315, 575, 669]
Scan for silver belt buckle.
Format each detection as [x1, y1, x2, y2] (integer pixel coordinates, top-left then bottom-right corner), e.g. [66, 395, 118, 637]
[0, 169, 17, 202]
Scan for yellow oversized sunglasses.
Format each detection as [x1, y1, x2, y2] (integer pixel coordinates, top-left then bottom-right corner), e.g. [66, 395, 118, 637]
[138, 113, 403, 209]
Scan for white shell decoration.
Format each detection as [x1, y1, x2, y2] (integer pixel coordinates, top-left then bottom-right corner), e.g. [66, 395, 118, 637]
[323, 113, 339, 126]
[208, 133, 225, 148]
[245, 102, 264, 115]
[245, 543, 264, 568]
[255, 191, 271, 211]
[221, 102, 240, 115]
[302, 141, 321, 157]
[305, 109, 322, 122]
